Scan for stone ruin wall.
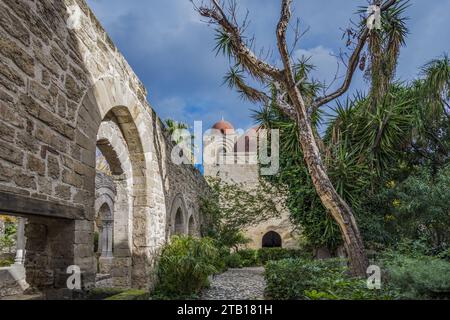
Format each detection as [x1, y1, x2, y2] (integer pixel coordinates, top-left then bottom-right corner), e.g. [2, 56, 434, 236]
[0, 0, 209, 297]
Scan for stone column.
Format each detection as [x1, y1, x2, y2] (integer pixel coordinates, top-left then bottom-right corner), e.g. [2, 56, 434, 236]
[101, 220, 113, 258]
[101, 225, 108, 257]
[14, 217, 26, 265]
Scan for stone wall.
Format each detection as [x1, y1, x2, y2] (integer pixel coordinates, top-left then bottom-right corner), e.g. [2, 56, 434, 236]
[0, 0, 209, 296]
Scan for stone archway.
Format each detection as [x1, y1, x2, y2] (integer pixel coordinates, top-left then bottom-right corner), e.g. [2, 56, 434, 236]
[169, 195, 188, 237]
[76, 77, 162, 288]
[187, 215, 196, 237]
[174, 209, 184, 235]
[262, 231, 282, 248]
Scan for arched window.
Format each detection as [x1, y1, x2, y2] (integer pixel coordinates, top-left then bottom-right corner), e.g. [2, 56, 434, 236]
[188, 216, 195, 236]
[174, 208, 184, 235]
[262, 231, 282, 248]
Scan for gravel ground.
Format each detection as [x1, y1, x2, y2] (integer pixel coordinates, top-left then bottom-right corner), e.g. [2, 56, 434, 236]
[201, 267, 266, 300]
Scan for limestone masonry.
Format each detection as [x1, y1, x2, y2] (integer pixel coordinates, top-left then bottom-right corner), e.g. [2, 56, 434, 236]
[0, 0, 209, 297]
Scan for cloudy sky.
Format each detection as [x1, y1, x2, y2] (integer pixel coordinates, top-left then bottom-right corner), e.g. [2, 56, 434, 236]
[86, 0, 450, 131]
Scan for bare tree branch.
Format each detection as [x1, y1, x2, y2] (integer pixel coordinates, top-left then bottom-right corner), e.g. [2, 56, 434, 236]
[311, 0, 398, 112]
[197, 0, 284, 82]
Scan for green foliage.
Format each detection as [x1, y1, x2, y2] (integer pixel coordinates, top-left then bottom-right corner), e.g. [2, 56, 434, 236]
[265, 258, 396, 300]
[0, 258, 14, 267]
[200, 177, 282, 249]
[224, 248, 312, 268]
[380, 251, 450, 299]
[154, 236, 219, 299]
[105, 290, 150, 301]
[0, 220, 17, 253]
[236, 249, 260, 267]
[223, 252, 243, 269]
[258, 248, 309, 265]
[359, 165, 450, 251]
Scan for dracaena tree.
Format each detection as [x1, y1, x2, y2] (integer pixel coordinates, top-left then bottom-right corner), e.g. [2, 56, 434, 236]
[193, 0, 400, 276]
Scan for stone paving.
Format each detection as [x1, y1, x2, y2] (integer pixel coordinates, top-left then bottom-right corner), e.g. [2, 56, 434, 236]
[201, 267, 266, 300]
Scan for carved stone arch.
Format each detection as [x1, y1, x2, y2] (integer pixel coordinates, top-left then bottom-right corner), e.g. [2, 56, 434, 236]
[187, 214, 197, 237]
[76, 77, 165, 288]
[169, 194, 188, 236]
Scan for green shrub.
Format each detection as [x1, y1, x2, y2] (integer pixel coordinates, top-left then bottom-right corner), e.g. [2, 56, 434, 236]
[0, 258, 14, 267]
[258, 248, 307, 264]
[381, 252, 450, 299]
[105, 290, 149, 300]
[224, 253, 243, 268]
[237, 249, 260, 267]
[154, 236, 219, 299]
[265, 258, 396, 300]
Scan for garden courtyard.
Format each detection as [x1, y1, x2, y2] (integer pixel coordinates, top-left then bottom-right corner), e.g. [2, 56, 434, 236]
[0, 0, 449, 301]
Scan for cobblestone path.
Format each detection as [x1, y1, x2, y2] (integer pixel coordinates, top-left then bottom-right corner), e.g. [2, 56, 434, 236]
[201, 267, 266, 300]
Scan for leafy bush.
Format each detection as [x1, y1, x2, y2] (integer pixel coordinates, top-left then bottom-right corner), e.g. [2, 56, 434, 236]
[258, 248, 308, 264]
[154, 236, 219, 299]
[265, 258, 396, 300]
[0, 258, 14, 267]
[380, 252, 450, 299]
[224, 253, 243, 268]
[237, 249, 260, 267]
[222, 248, 310, 269]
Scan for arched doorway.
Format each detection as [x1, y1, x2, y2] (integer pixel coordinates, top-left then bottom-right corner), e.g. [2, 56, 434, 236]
[174, 208, 184, 235]
[262, 231, 282, 248]
[188, 215, 196, 236]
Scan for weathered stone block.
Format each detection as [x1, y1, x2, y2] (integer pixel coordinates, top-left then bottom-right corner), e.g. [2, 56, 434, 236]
[0, 161, 14, 182]
[65, 74, 83, 103]
[27, 154, 46, 176]
[0, 4, 30, 46]
[0, 32, 34, 76]
[0, 142, 24, 166]
[0, 61, 25, 91]
[21, 94, 74, 139]
[55, 184, 71, 200]
[50, 44, 68, 71]
[62, 169, 83, 188]
[0, 120, 15, 143]
[47, 155, 60, 179]
[14, 171, 37, 190]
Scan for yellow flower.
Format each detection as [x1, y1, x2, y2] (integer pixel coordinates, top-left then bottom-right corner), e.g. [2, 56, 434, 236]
[392, 199, 401, 207]
[385, 215, 396, 222]
[386, 180, 396, 189]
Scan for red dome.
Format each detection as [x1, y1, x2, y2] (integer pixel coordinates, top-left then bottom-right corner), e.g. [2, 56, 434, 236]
[211, 119, 234, 134]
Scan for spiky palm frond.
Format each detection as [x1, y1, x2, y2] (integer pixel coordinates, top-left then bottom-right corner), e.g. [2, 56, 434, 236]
[223, 66, 268, 103]
[362, 0, 409, 108]
[420, 54, 450, 115]
[214, 29, 233, 59]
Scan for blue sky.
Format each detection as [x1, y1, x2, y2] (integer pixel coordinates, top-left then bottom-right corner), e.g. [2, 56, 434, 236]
[86, 0, 450, 131]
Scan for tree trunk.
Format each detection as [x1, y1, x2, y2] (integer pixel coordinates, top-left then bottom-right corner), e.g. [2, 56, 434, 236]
[295, 110, 369, 276]
[279, 73, 369, 275]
